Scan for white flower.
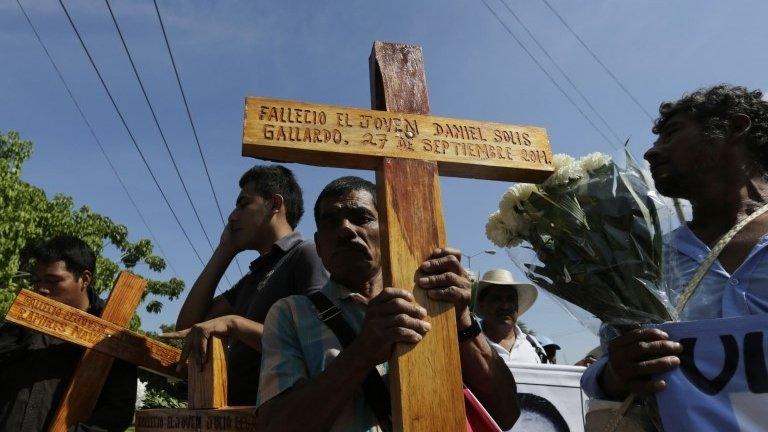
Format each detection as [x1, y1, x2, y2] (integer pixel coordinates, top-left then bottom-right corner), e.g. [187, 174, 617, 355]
[500, 207, 528, 237]
[485, 211, 524, 248]
[578, 152, 612, 173]
[136, 379, 147, 410]
[543, 153, 585, 187]
[499, 183, 538, 214]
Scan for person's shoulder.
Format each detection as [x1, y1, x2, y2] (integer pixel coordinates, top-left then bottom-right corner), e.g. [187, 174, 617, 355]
[290, 240, 321, 260]
[265, 294, 315, 323]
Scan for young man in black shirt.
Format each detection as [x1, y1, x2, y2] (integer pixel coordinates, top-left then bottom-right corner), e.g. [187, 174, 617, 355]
[169, 165, 328, 405]
[0, 236, 137, 432]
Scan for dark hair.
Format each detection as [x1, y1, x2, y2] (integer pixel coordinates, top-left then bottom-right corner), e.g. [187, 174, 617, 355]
[239, 165, 304, 229]
[26, 235, 96, 280]
[516, 393, 569, 432]
[652, 84, 768, 171]
[314, 176, 377, 225]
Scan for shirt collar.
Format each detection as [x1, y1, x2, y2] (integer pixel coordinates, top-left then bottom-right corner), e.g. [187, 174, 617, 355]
[512, 325, 526, 348]
[321, 279, 355, 302]
[248, 231, 304, 270]
[670, 223, 768, 264]
[670, 224, 710, 264]
[274, 231, 304, 253]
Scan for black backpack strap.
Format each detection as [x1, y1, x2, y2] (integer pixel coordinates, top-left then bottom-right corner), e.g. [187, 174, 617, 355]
[307, 292, 393, 432]
[526, 333, 550, 364]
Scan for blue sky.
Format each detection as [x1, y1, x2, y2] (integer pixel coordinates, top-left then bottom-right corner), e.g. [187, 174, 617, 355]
[2, 0, 767, 362]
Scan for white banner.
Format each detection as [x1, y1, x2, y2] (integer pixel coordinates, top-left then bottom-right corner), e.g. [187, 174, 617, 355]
[508, 363, 587, 432]
[656, 314, 768, 431]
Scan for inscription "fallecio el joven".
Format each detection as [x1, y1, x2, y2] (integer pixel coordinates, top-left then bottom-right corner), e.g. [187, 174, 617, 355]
[245, 98, 552, 167]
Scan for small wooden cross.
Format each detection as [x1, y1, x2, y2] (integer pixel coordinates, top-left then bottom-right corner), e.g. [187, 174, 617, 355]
[6, 286, 257, 432]
[48, 272, 147, 431]
[241, 41, 553, 431]
[4, 273, 184, 431]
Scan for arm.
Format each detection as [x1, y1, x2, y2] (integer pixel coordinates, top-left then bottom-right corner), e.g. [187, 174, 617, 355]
[257, 289, 430, 432]
[176, 227, 241, 330]
[258, 343, 375, 432]
[581, 355, 611, 399]
[457, 312, 519, 429]
[163, 315, 265, 369]
[417, 247, 519, 429]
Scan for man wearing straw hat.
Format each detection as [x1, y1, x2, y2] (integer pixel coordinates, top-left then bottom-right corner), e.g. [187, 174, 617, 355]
[475, 268, 548, 365]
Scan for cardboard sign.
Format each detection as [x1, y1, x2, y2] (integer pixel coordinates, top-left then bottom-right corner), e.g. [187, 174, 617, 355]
[657, 314, 768, 431]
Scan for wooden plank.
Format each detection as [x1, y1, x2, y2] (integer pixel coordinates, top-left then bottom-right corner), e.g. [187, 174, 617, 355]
[6, 289, 182, 378]
[242, 98, 553, 182]
[188, 336, 228, 409]
[48, 271, 147, 431]
[371, 42, 466, 432]
[135, 407, 258, 432]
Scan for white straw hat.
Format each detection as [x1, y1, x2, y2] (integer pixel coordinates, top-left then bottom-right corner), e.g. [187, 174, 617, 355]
[477, 269, 538, 316]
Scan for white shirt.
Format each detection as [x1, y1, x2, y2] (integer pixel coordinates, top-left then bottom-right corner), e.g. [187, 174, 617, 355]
[483, 325, 542, 366]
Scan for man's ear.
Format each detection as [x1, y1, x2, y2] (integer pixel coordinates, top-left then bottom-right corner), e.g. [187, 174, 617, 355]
[730, 114, 752, 139]
[79, 270, 92, 292]
[270, 194, 285, 214]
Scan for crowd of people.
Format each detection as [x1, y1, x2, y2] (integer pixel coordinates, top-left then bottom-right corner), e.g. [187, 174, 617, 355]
[2, 83, 767, 431]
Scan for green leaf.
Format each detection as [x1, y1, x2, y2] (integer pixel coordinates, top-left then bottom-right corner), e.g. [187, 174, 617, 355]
[0, 130, 185, 319]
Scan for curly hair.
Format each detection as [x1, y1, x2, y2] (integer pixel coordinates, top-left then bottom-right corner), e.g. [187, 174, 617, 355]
[652, 84, 768, 171]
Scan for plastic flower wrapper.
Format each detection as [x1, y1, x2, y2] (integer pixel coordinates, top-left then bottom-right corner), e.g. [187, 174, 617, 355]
[486, 150, 679, 328]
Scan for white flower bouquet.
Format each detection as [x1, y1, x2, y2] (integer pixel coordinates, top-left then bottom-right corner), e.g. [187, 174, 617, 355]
[486, 151, 675, 325]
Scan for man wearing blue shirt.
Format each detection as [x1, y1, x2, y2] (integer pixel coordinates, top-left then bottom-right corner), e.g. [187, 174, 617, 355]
[582, 84, 768, 400]
[257, 176, 520, 431]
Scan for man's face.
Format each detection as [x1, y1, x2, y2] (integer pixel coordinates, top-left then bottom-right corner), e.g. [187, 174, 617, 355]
[33, 260, 90, 309]
[314, 189, 381, 288]
[644, 113, 719, 198]
[227, 181, 273, 251]
[476, 285, 519, 326]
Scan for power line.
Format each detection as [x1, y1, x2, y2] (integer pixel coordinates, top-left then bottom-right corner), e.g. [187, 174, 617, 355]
[499, 0, 623, 145]
[479, 0, 618, 150]
[539, 0, 654, 120]
[104, 0, 237, 286]
[56, 0, 211, 271]
[15, 0, 179, 278]
[152, 0, 245, 278]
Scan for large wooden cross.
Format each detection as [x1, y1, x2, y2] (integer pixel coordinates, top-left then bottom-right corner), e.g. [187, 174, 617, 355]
[241, 41, 553, 431]
[4, 272, 183, 431]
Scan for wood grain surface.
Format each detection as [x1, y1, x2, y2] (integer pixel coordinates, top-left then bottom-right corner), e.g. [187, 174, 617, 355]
[48, 272, 147, 431]
[135, 407, 258, 432]
[242, 99, 553, 182]
[188, 336, 228, 409]
[6, 288, 182, 379]
[371, 42, 467, 432]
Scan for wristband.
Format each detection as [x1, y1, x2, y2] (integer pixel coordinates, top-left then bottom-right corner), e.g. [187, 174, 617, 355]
[457, 314, 482, 343]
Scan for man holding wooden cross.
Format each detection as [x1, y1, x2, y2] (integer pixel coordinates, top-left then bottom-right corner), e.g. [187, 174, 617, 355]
[256, 177, 519, 431]
[0, 236, 137, 432]
[168, 165, 328, 405]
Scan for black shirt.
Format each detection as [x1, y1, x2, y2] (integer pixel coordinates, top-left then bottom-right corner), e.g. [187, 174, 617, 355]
[0, 289, 138, 432]
[221, 231, 328, 405]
